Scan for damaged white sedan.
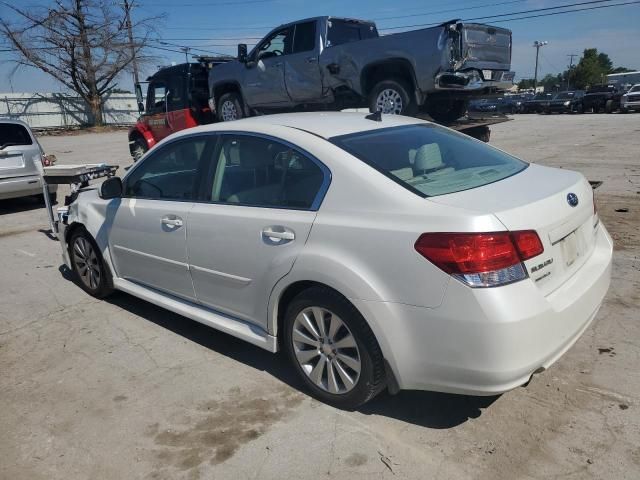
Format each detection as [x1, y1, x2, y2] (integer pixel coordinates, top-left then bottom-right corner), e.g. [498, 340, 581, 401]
[58, 112, 612, 408]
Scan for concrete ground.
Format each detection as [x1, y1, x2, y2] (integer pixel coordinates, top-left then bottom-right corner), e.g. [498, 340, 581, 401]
[1, 113, 639, 480]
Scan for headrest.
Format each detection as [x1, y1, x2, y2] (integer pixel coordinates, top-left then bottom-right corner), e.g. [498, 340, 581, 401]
[414, 143, 444, 171]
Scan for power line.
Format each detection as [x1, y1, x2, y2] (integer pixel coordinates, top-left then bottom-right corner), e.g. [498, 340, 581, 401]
[477, 0, 640, 25]
[139, 0, 274, 7]
[373, 0, 526, 22]
[379, 0, 618, 31]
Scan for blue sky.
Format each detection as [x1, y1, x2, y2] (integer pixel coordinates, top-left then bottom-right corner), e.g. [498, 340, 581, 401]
[0, 0, 638, 92]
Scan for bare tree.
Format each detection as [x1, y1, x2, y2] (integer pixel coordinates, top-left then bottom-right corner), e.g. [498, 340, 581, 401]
[0, 0, 161, 126]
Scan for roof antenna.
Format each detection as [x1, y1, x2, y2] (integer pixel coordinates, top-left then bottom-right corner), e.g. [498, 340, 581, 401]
[365, 109, 382, 122]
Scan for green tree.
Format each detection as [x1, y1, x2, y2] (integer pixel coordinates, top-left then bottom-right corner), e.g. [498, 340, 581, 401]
[571, 49, 619, 89]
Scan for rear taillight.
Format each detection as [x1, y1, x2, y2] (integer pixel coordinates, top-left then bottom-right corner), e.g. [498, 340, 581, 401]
[415, 231, 543, 288]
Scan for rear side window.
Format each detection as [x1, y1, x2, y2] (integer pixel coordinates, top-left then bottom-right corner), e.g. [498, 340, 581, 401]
[326, 20, 378, 47]
[293, 21, 316, 53]
[209, 134, 325, 210]
[331, 124, 527, 197]
[0, 123, 33, 149]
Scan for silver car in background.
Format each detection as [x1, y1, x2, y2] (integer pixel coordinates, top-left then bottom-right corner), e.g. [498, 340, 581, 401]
[0, 118, 57, 202]
[58, 113, 612, 409]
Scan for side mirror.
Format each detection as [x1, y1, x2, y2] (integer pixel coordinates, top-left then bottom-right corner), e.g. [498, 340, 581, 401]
[135, 83, 144, 113]
[100, 177, 123, 200]
[238, 43, 248, 63]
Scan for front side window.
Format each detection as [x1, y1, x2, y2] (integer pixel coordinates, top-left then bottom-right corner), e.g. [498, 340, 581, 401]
[210, 135, 325, 209]
[124, 137, 208, 200]
[147, 83, 167, 113]
[331, 124, 528, 197]
[256, 27, 293, 60]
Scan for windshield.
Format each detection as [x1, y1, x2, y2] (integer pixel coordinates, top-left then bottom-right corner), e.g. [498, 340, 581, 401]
[587, 85, 614, 93]
[629, 85, 640, 93]
[331, 124, 528, 197]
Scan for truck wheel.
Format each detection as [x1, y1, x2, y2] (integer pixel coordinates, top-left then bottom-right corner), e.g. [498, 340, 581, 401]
[605, 99, 614, 114]
[131, 137, 147, 162]
[369, 80, 417, 116]
[217, 92, 244, 122]
[425, 99, 468, 123]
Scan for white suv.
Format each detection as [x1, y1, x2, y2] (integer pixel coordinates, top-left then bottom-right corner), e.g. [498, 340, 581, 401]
[0, 118, 57, 202]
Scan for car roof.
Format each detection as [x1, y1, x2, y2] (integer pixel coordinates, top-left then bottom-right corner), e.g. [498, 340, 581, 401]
[0, 117, 31, 128]
[187, 112, 426, 139]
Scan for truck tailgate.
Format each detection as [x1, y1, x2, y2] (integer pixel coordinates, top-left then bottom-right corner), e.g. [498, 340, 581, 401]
[460, 23, 511, 71]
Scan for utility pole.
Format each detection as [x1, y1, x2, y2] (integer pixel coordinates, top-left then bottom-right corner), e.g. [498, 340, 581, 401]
[124, 0, 140, 86]
[567, 54, 578, 91]
[533, 40, 548, 90]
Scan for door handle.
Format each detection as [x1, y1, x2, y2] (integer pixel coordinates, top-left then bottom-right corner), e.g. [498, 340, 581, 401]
[305, 56, 317, 63]
[262, 227, 295, 243]
[161, 215, 183, 228]
[273, 62, 283, 68]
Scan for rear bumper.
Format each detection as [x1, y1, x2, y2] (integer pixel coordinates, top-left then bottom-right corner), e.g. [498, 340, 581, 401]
[435, 70, 515, 92]
[0, 175, 57, 200]
[353, 223, 613, 395]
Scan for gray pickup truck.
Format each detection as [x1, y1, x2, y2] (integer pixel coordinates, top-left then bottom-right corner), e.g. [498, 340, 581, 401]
[209, 16, 514, 123]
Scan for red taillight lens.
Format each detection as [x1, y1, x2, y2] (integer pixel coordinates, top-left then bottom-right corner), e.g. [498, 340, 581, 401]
[415, 231, 544, 287]
[511, 230, 544, 260]
[415, 232, 520, 274]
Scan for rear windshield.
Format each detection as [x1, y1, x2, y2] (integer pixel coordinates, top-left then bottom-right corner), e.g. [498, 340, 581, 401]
[330, 124, 527, 197]
[326, 19, 378, 47]
[587, 85, 615, 93]
[0, 123, 33, 149]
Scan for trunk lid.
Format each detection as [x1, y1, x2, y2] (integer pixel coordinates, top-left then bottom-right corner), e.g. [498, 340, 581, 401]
[458, 23, 512, 71]
[0, 145, 41, 179]
[427, 164, 598, 296]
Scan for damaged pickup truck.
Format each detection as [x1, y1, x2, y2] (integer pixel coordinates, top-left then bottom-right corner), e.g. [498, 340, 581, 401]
[209, 16, 514, 123]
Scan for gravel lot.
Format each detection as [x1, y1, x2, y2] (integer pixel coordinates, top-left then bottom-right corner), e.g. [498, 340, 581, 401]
[1, 114, 639, 479]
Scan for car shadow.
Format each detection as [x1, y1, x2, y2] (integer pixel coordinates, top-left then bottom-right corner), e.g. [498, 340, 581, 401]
[58, 265, 498, 429]
[0, 196, 50, 214]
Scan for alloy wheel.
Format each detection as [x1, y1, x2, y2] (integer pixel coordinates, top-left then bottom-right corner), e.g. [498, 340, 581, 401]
[291, 306, 361, 394]
[73, 237, 101, 290]
[221, 100, 238, 121]
[375, 89, 404, 114]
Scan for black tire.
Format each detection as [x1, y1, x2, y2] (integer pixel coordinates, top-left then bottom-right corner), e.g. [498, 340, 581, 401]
[38, 191, 57, 205]
[69, 229, 114, 299]
[131, 136, 148, 162]
[283, 286, 386, 409]
[605, 99, 614, 113]
[368, 79, 417, 116]
[424, 98, 468, 123]
[217, 92, 244, 122]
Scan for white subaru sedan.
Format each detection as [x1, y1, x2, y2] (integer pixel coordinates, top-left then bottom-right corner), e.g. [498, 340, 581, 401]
[59, 113, 612, 408]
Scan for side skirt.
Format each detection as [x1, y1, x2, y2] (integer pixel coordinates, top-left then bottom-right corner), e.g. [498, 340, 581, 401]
[113, 278, 278, 353]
